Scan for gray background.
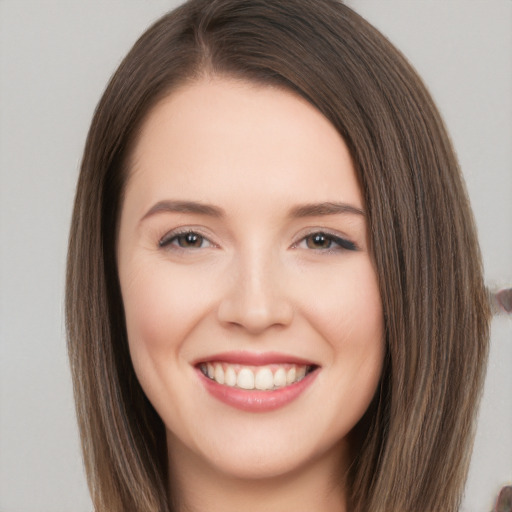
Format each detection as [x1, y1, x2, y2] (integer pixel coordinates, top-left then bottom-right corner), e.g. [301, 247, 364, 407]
[0, 1, 510, 511]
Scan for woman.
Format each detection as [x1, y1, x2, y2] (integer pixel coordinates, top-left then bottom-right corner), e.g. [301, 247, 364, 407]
[66, 1, 490, 511]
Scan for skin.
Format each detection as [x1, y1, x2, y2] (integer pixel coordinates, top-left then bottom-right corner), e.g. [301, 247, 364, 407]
[117, 77, 384, 512]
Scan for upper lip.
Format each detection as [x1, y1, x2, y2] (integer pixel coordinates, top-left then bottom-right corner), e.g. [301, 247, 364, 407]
[192, 350, 318, 367]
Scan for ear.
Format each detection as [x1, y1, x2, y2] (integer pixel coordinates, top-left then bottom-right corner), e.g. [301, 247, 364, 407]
[494, 485, 512, 512]
[489, 287, 512, 315]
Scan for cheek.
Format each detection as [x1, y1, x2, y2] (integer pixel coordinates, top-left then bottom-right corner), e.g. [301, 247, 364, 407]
[332, 261, 384, 364]
[338, 264, 384, 404]
[299, 257, 383, 342]
[303, 257, 384, 394]
[120, 259, 216, 382]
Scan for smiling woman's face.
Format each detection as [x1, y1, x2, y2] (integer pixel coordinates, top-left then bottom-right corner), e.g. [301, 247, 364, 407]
[117, 77, 384, 483]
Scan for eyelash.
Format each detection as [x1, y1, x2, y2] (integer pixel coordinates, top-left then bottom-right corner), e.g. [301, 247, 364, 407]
[158, 229, 357, 253]
[159, 229, 213, 250]
[294, 232, 357, 252]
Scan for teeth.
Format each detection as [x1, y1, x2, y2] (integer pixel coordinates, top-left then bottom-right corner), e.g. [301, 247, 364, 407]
[225, 366, 237, 387]
[274, 368, 286, 388]
[200, 362, 313, 391]
[286, 367, 296, 385]
[255, 368, 274, 390]
[214, 364, 224, 385]
[237, 368, 255, 389]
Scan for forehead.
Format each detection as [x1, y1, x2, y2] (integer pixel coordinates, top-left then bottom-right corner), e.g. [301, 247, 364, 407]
[126, 77, 363, 212]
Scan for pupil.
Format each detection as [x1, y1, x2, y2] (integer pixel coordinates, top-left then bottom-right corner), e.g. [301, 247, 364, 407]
[181, 233, 201, 247]
[309, 233, 330, 248]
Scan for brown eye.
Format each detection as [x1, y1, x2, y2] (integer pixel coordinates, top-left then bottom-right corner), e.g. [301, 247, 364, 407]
[299, 232, 357, 252]
[305, 233, 332, 249]
[159, 231, 211, 249]
[176, 232, 204, 248]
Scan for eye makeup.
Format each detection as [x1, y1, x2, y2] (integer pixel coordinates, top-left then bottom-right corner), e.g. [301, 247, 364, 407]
[298, 231, 357, 252]
[158, 228, 215, 250]
[157, 227, 358, 255]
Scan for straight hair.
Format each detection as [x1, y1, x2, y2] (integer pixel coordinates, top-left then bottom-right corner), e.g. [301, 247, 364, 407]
[66, 1, 490, 510]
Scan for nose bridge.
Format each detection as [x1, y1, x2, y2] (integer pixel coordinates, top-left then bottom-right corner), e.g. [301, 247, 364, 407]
[217, 240, 293, 333]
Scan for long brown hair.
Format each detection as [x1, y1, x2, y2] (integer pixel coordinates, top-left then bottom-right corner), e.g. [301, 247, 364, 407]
[66, 1, 490, 510]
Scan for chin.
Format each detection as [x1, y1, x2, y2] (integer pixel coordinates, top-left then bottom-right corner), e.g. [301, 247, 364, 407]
[166, 414, 350, 484]
[202, 449, 319, 482]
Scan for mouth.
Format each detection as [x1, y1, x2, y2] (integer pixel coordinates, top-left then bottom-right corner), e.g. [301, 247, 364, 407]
[195, 353, 320, 412]
[197, 362, 317, 391]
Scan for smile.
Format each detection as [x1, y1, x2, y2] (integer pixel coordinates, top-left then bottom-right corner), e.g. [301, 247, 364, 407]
[198, 362, 313, 391]
[195, 353, 320, 412]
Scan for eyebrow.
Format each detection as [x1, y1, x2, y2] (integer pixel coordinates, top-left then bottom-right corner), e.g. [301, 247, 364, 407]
[141, 200, 225, 222]
[140, 199, 365, 223]
[288, 202, 365, 218]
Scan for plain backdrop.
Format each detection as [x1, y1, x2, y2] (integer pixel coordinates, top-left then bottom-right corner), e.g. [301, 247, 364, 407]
[0, 1, 510, 511]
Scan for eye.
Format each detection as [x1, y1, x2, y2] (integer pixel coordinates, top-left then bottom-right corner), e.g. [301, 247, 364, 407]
[159, 230, 213, 249]
[297, 232, 357, 252]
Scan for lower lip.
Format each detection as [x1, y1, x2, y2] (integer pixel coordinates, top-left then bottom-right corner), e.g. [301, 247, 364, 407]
[197, 368, 318, 412]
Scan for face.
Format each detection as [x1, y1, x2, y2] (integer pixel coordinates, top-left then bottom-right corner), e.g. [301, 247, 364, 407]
[117, 77, 384, 482]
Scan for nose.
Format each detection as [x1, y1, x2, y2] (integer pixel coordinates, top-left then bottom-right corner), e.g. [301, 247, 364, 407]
[216, 250, 294, 335]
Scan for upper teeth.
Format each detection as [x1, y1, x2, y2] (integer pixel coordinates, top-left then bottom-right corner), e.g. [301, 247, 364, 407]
[200, 362, 309, 391]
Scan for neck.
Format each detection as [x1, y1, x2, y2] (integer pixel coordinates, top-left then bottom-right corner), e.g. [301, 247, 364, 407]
[167, 435, 350, 512]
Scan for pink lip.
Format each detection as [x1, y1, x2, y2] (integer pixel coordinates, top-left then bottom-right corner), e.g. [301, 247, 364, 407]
[196, 366, 319, 413]
[194, 350, 316, 366]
